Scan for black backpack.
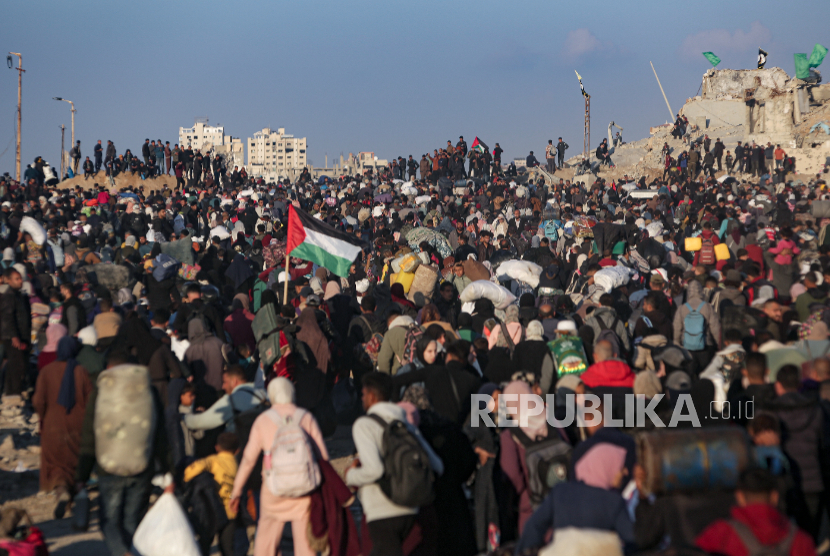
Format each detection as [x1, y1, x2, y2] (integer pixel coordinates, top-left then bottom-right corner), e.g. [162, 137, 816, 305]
[368, 415, 435, 508]
[721, 306, 769, 338]
[512, 427, 572, 509]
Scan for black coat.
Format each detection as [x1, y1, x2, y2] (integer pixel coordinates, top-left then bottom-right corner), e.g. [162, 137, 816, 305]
[0, 288, 31, 341]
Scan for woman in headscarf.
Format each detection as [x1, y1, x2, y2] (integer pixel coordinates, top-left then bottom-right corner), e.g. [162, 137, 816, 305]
[487, 305, 524, 350]
[295, 307, 331, 377]
[514, 443, 634, 555]
[323, 280, 340, 301]
[513, 321, 555, 393]
[392, 336, 481, 425]
[184, 318, 227, 392]
[499, 380, 568, 535]
[230, 377, 329, 556]
[38, 323, 67, 371]
[223, 293, 256, 351]
[390, 282, 417, 317]
[32, 337, 93, 496]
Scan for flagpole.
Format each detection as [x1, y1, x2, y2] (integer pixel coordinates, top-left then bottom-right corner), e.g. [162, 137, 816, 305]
[283, 253, 290, 305]
[650, 61, 674, 120]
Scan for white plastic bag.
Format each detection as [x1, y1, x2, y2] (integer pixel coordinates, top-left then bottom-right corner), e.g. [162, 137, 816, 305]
[132, 492, 201, 556]
[593, 266, 632, 293]
[209, 225, 230, 240]
[459, 280, 517, 309]
[495, 260, 543, 288]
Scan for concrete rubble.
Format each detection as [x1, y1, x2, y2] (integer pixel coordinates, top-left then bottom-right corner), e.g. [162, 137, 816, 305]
[554, 67, 830, 184]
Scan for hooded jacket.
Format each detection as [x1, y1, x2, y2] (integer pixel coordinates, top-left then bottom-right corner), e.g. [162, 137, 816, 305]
[695, 504, 815, 556]
[377, 315, 415, 375]
[585, 306, 631, 353]
[345, 401, 443, 522]
[771, 391, 825, 494]
[580, 359, 635, 388]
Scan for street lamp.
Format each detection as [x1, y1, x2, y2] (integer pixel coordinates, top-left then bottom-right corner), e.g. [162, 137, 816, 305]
[9, 52, 23, 183]
[53, 97, 76, 147]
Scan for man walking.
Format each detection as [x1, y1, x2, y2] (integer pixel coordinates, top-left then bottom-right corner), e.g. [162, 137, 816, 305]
[1, 268, 31, 396]
[734, 141, 745, 173]
[556, 137, 568, 169]
[345, 373, 443, 556]
[713, 138, 724, 171]
[164, 142, 172, 175]
[94, 140, 103, 172]
[76, 352, 171, 556]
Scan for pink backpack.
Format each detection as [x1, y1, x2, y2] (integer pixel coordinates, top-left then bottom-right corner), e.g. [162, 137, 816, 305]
[262, 408, 321, 497]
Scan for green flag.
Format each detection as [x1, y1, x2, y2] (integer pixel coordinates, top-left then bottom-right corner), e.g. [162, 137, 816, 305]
[808, 43, 828, 68]
[795, 53, 810, 79]
[702, 52, 721, 67]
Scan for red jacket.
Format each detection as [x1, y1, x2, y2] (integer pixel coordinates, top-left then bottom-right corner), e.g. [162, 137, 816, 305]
[580, 359, 635, 388]
[695, 504, 815, 556]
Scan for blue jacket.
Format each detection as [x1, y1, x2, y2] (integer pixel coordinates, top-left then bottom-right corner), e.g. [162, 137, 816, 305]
[516, 481, 635, 554]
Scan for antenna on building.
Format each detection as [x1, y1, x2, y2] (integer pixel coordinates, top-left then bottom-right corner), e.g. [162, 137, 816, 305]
[194, 116, 209, 125]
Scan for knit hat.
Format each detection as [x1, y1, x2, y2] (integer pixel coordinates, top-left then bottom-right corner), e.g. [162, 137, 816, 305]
[2, 247, 13, 261]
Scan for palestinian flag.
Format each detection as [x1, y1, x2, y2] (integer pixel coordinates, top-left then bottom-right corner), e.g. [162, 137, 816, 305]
[471, 137, 489, 154]
[287, 205, 364, 277]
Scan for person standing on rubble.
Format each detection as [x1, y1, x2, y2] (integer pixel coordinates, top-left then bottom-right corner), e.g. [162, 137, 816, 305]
[713, 138, 724, 171]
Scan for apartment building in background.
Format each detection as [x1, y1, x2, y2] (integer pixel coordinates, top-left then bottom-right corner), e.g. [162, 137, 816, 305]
[246, 127, 307, 180]
[178, 118, 226, 151]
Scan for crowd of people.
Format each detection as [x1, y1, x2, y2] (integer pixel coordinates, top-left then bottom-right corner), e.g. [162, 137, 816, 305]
[0, 131, 829, 556]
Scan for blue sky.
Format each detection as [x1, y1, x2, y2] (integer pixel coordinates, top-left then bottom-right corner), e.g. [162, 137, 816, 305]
[1, 0, 827, 174]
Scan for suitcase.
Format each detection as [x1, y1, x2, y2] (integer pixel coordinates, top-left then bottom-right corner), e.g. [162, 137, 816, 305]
[637, 427, 751, 496]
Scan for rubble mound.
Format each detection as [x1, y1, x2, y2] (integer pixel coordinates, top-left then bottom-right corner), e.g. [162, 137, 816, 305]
[56, 170, 176, 192]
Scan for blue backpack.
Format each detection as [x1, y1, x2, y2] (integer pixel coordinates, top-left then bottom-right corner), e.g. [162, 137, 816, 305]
[683, 302, 706, 351]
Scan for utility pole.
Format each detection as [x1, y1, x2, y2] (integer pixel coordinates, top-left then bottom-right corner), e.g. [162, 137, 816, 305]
[584, 95, 591, 161]
[8, 53, 23, 184]
[60, 125, 65, 178]
[53, 97, 76, 146]
[650, 61, 674, 121]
